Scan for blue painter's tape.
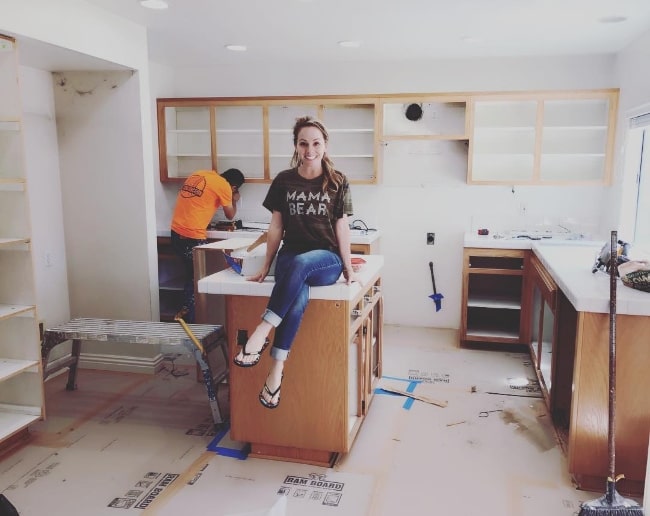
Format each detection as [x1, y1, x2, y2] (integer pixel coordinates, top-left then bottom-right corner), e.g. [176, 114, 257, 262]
[374, 375, 421, 410]
[212, 444, 250, 460]
[206, 424, 249, 459]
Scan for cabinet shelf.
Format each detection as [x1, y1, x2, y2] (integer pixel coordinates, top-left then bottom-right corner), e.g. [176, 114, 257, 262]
[474, 126, 535, 131]
[0, 304, 35, 320]
[159, 277, 184, 290]
[167, 153, 211, 158]
[0, 121, 20, 131]
[0, 237, 30, 247]
[468, 293, 521, 310]
[465, 327, 520, 339]
[544, 125, 607, 131]
[0, 410, 41, 440]
[0, 359, 40, 382]
[167, 129, 209, 134]
[382, 134, 468, 141]
[0, 179, 26, 191]
[216, 153, 264, 158]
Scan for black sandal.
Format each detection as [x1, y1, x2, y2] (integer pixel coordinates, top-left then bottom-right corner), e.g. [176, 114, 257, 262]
[259, 375, 283, 409]
[233, 338, 269, 368]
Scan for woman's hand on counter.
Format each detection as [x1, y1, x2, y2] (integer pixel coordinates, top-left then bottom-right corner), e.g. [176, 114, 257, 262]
[247, 266, 270, 283]
[343, 267, 359, 286]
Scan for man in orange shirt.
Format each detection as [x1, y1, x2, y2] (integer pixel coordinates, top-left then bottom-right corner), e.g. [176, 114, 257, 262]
[171, 168, 244, 322]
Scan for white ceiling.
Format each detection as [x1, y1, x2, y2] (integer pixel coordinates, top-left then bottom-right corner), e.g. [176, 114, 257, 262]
[14, 0, 650, 71]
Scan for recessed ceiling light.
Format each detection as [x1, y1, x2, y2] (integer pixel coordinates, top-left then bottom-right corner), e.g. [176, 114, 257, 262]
[140, 0, 168, 9]
[598, 15, 627, 23]
[338, 40, 361, 48]
[461, 36, 481, 44]
[225, 44, 247, 52]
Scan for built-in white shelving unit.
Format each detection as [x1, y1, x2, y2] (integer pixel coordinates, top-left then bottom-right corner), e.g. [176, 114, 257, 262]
[0, 34, 45, 447]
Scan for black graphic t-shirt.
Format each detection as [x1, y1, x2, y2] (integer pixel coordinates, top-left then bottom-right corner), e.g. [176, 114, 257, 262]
[263, 168, 353, 253]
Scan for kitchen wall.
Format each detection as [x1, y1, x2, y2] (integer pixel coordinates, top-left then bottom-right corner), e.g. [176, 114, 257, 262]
[155, 55, 618, 329]
[3, 0, 650, 345]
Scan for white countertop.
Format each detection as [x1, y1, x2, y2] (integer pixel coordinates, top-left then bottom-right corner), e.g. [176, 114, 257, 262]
[464, 232, 650, 315]
[464, 232, 594, 250]
[158, 228, 381, 246]
[198, 254, 384, 301]
[532, 243, 650, 316]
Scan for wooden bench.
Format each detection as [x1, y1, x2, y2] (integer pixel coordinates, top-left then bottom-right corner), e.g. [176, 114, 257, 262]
[41, 318, 229, 426]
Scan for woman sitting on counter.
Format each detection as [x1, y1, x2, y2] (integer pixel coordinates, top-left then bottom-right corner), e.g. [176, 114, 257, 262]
[233, 116, 357, 409]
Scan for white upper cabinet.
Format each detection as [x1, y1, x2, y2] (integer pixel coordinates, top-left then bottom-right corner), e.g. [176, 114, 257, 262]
[162, 105, 212, 180]
[468, 90, 618, 185]
[540, 98, 610, 183]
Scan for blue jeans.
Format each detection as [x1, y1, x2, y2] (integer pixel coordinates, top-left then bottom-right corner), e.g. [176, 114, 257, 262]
[170, 230, 207, 323]
[263, 249, 343, 361]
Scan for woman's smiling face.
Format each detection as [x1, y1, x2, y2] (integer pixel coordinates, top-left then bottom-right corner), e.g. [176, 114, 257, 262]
[296, 126, 327, 164]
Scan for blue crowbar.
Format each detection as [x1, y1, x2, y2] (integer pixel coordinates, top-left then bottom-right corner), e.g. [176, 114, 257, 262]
[428, 261, 444, 312]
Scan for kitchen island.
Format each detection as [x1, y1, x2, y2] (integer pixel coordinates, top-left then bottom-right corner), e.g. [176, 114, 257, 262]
[464, 233, 650, 495]
[197, 255, 384, 466]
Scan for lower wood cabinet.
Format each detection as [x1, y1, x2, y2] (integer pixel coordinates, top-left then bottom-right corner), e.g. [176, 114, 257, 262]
[460, 247, 530, 346]
[225, 275, 383, 466]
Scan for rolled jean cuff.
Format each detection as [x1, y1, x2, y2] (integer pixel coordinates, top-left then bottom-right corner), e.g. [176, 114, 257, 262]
[270, 347, 290, 361]
[262, 309, 282, 328]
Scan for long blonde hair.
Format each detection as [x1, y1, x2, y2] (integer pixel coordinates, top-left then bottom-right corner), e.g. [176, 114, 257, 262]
[290, 116, 344, 192]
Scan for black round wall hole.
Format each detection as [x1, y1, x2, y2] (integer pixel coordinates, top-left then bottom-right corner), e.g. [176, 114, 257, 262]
[405, 103, 423, 121]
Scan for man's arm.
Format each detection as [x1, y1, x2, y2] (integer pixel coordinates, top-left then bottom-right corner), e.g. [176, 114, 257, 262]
[222, 191, 240, 219]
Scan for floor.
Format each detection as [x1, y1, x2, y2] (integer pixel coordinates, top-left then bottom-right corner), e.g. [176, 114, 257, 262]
[0, 326, 639, 515]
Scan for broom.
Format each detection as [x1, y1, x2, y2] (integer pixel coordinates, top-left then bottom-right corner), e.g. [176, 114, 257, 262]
[578, 231, 644, 515]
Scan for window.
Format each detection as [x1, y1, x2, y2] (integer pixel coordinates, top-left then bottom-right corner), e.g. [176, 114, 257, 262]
[621, 113, 650, 249]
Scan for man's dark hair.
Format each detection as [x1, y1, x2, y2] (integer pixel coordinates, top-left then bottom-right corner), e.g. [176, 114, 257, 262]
[221, 168, 245, 188]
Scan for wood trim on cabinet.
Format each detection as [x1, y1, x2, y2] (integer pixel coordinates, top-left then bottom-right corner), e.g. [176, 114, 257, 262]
[156, 101, 169, 181]
[209, 106, 217, 173]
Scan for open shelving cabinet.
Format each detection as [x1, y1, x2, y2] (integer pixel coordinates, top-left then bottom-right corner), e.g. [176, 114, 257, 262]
[468, 89, 618, 185]
[157, 97, 379, 185]
[460, 248, 530, 346]
[0, 34, 45, 449]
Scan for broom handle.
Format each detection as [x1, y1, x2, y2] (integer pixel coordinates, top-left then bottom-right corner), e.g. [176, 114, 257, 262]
[606, 230, 617, 502]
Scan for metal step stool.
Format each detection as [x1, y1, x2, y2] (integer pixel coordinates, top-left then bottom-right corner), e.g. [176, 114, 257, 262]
[41, 318, 229, 426]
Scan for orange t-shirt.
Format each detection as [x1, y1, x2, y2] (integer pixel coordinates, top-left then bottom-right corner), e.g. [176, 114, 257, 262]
[171, 170, 233, 239]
